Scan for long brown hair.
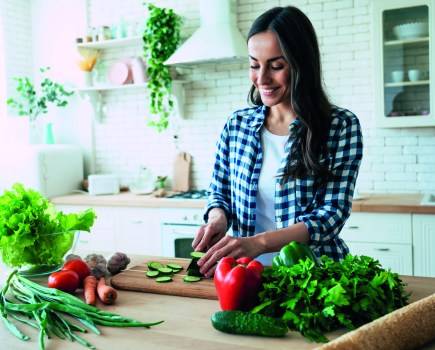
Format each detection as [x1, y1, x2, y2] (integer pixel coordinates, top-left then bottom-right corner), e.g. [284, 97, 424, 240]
[247, 6, 333, 188]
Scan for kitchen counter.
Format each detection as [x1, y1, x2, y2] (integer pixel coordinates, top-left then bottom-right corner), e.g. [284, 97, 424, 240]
[50, 191, 207, 209]
[352, 193, 435, 214]
[1, 255, 434, 350]
[50, 192, 435, 214]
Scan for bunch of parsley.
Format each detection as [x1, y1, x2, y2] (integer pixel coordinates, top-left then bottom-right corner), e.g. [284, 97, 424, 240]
[0, 183, 96, 268]
[252, 254, 410, 343]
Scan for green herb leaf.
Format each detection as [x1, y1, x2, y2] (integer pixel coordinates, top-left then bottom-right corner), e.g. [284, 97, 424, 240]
[253, 255, 410, 343]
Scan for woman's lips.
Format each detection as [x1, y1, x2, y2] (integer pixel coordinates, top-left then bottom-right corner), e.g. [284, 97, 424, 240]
[260, 87, 279, 96]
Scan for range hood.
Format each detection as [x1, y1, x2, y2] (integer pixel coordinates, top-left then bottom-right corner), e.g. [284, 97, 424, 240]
[165, 0, 248, 66]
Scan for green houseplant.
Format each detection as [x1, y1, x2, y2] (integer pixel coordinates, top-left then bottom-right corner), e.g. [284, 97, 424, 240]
[7, 67, 74, 143]
[142, 3, 182, 132]
[7, 67, 74, 121]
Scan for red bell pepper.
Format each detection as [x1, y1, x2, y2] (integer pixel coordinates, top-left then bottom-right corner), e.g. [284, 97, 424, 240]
[214, 257, 264, 311]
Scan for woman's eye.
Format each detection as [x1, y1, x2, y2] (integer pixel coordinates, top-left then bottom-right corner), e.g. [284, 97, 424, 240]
[271, 66, 284, 71]
[250, 65, 260, 70]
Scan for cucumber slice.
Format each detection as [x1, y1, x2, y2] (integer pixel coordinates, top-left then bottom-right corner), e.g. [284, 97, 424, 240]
[155, 276, 172, 283]
[183, 276, 202, 282]
[190, 251, 205, 260]
[158, 267, 174, 275]
[146, 270, 159, 278]
[167, 263, 183, 271]
[148, 262, 164, 271]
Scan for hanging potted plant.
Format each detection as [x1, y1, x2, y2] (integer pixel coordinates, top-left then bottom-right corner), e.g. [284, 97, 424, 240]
[142, 3, 182, 132]
[6, 67, 75, 144]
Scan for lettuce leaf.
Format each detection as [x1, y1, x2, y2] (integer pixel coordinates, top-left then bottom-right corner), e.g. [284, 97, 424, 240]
[0, 183, 96, 267]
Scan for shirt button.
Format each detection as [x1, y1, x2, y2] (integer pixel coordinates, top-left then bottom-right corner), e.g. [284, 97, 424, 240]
[277, 217, 282, 222]
[275, 183, 281, 190]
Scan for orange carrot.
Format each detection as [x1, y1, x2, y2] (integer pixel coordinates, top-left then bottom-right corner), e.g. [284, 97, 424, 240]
[83, 275, 97, 306]
[97, 277, 118, 305]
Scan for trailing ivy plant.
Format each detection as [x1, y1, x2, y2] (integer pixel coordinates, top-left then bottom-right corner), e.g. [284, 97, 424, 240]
[142, 3, 182, 132]
[7, 67, 74, 121]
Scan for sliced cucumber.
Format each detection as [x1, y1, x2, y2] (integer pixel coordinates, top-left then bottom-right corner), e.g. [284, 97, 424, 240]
[190, 251, 205, 260]
[155, 276, 173, 283]
[167, 263, 183, 271]
[158, 267, 174, 276]
[146, 270, 159, 278]
[147, 261, 164, 271]
[183, 276, 202, 282]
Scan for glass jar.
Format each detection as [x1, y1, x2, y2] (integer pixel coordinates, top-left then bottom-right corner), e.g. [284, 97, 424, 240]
[98, 26, 112, 41]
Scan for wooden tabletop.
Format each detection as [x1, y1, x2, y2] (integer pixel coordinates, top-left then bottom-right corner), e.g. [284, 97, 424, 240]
[1, 255, 434, 350]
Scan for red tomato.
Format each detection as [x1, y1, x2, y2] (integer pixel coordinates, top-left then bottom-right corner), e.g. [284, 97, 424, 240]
[62, 259, 91, 286]
[48, 270, 80, 294]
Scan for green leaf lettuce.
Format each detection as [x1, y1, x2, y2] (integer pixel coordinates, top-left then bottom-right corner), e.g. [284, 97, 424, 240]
[0, 183, 96, 267]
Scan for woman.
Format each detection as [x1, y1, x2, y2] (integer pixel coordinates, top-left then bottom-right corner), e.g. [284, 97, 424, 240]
[192, 6, 363, 277]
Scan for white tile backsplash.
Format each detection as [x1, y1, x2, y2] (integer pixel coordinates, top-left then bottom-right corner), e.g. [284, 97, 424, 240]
[2, 0, 435, 193]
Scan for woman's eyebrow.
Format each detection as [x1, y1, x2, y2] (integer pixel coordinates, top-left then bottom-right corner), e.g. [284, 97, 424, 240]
[249, 55, 286, 62]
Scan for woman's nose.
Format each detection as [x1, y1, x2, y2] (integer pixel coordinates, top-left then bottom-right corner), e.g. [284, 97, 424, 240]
[257, 68, 271, 85]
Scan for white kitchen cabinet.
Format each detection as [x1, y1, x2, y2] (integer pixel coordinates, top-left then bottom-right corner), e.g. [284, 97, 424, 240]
[412, 214, 435, 277]
[55, 204, 161, 255]
[55, 205, 117, 253]
[373, 0, 434, 127]
[340, 212, 413, 275]
[115, 207, 161, 256]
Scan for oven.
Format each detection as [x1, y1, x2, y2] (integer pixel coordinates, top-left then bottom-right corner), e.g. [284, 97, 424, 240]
[160, 207, 205, 258]
[161, 190, 234, 258]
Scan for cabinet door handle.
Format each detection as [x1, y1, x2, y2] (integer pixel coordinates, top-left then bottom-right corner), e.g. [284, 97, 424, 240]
[347, 226, 359, 229]
[131, 220, 143, 224]
[374, 248, 390, 252]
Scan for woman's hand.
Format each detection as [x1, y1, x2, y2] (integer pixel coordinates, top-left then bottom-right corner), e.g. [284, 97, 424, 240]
[196, 235, 262, 277]
[192, 220, 227, 253]
[192, 207, 228, 252]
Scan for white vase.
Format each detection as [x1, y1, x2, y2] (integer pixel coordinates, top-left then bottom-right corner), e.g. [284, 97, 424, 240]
[83, 71, 94, 87]
[29, 119, 42, 144]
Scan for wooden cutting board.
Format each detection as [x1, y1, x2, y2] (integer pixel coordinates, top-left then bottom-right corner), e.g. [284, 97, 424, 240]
[172, 152, 191, 192]
[110, 258, 218, 300]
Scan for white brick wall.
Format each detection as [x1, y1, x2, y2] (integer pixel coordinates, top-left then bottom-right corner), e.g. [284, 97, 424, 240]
[2, 0, 435, 194]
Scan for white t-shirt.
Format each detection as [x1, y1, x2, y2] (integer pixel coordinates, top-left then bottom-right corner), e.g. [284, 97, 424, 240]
[254, 127, 289, 266]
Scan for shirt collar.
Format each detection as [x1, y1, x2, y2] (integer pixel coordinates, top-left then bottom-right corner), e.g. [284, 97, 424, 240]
[249, 105, 267, 132]
[248, 105, 303, 135]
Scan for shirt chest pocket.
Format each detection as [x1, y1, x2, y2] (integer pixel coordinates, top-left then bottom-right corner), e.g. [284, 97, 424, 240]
[294, 157, 332, 211]
[295, 177, 316, 211]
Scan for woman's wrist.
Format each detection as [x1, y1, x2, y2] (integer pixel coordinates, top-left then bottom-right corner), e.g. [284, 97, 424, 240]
[207, 207, 227, 225]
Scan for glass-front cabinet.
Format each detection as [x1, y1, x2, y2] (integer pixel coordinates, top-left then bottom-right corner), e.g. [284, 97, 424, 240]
[373, 0, 434, 128]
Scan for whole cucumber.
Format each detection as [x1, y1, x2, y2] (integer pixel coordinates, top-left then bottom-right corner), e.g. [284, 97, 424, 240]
[211, 310, 288, 337]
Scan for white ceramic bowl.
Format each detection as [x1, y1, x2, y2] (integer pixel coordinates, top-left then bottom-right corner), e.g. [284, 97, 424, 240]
[393, 22, 429, 40]
[408, 69, 423, 82]
[391, 70, 404, 83]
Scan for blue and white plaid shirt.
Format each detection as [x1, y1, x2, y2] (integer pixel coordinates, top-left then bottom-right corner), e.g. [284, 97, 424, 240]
[205, 105, 363, 261]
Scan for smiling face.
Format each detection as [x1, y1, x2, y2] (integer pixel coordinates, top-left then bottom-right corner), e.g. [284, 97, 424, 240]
[248, 30, 292, 110]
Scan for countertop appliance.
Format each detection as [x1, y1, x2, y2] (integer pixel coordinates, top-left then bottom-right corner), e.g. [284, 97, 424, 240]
[0, 144, 84, 198]
[88, 174, 120, 196]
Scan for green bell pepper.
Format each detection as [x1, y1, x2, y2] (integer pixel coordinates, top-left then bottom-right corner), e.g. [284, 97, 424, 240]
[272, 241, 319, 268]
